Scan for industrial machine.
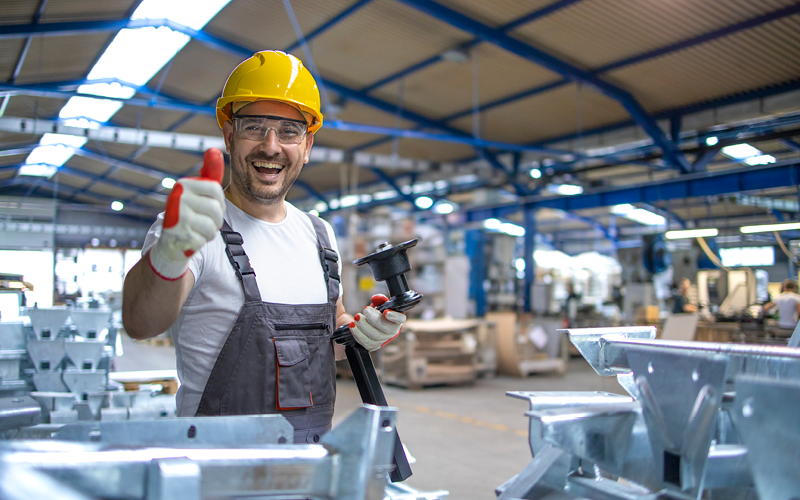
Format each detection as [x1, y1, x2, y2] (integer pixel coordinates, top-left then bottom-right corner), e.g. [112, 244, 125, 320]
[497, 326, 800, 499]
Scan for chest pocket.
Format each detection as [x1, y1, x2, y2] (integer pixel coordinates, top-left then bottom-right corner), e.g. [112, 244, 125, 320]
[274, 337, 312, 409]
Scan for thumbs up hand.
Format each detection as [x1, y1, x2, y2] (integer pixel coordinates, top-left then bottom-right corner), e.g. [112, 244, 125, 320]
[148, 149, 226, 280]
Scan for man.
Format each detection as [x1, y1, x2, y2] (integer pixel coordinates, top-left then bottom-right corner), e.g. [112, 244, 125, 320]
[122, 51, 405, 443]
[763, 279, 800, 328]
[672, 277, 698, 314]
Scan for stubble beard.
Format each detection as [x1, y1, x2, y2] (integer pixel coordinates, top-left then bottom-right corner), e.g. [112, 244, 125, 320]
[229, 140, 304, 206]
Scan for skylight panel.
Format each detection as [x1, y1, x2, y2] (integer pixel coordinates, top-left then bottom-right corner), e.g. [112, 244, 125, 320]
[131, 0, 232, 30]
[21, 0, 231, 180]
[25, 134, 88, 168]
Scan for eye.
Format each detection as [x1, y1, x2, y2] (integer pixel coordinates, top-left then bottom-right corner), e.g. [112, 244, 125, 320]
[241, 120, 266, 132]
[279, 124, 302, 137]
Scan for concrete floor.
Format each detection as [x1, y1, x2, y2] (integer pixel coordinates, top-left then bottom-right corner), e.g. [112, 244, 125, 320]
[116, 335, 625, 499]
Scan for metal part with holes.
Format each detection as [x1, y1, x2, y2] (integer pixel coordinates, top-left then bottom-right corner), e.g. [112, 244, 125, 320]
[25, 308, 71, 340]
[499, 327, 800, 499]
[53, 414, 294, 447]
[0, 405, 398, 500]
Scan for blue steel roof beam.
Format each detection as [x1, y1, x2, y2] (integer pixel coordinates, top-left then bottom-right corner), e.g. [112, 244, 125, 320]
[692, 148, 720, 172]
[293, 178, 328, 206]
[458, 158, 800, 222]
[782, 138, 800, 152]
[395, 0, 691, 172]
[532, 79, 800, 148]
[8, 0, 49, 83]
[0, 82, 215, 116]
[283, 0, 374, 53]
[557, 210, 617, 248]
[0, 81, 569, 156]
[369, 167, 416, 205]
[0, 18, 578, 157]
[361, 0, 584, 93]
[440, 4, 800, 125]
[0, 176, 159, 216]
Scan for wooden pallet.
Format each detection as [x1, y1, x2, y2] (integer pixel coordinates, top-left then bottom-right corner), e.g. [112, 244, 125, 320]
[137, 335, 173, 347]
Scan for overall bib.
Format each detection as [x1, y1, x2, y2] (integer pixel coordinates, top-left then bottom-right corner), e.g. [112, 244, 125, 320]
[195, 214, 340, 444]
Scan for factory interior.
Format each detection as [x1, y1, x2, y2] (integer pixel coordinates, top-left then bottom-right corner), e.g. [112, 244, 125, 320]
[0, 0, 799, 499]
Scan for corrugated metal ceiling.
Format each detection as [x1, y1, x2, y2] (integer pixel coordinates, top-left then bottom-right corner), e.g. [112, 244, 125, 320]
[0, 0, 797, 220]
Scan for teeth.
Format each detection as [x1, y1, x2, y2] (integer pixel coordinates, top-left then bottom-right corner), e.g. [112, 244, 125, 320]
[253, 161, 284, 170]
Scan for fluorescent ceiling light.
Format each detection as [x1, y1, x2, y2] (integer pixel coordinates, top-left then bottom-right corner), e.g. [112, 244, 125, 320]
[665, 228, 719, 239]
[721, 143, 760, 159]
[360, 194, 373, 203]
[514, 258, 526, 272]
[744, 154, 775, 166]
[499, 222, 525, 237]
[433, 201, 454, 215]
[434, 180, 449, 190]
[161, 177, 176, 189]
[111, 201, 124, 211]
[610, 203, 666, 226]
[339, 194, 359, 208]
[18, 164, 59, 178]
[412, 182, 434, 194]
[721, 143, 774, 165]
[719, 246, 775, 267]
[705, 136, 718, 146]
[414, 196, 433, 209]
[483, 218, 501, 230]
[740, 222, 800, 234]
[373, 190, 397, 200]
[547, 184, 583, 196]
[529, 168, 542, 179]
[23, 0, 231, 175]
[313, 201, 328, 213]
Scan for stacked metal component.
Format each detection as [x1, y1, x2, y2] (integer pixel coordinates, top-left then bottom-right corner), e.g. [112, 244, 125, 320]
[1, 307, 168, 424]
[498, 326, 800, 500]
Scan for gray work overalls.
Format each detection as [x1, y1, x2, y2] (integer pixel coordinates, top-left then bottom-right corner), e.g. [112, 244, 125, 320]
[195, 214, 340, 444]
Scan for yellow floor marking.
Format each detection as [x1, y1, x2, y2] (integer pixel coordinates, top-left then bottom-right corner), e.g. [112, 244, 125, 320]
[515, 430, 528, 437]
[434, 411, 458, 419]
[460, 416, 474, 424]
[414, 405, 431, 413]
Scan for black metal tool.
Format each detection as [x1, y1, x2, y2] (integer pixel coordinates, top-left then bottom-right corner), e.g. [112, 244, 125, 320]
[332, 239, 422, 482]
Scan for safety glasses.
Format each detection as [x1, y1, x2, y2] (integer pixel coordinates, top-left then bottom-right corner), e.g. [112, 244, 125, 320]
[232, 114, 308, 144]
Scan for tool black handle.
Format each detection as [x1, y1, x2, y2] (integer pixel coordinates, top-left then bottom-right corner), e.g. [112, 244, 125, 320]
[344, 342, 412, 482]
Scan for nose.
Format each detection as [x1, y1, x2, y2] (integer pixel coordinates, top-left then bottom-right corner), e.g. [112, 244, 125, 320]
[257, 128, 282, 155]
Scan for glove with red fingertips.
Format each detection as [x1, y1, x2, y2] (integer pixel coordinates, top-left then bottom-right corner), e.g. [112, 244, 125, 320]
[148, 149, 226, 280]
[349, 294, 407, 352]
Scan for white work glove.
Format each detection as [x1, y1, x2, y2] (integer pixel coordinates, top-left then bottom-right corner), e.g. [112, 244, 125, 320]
[350, 294, 407, 352]
[148, 149, 225, 280]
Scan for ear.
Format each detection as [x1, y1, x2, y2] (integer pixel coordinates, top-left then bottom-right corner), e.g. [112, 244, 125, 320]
[303, 132, 315, 164]
[222, 121, 234, 154]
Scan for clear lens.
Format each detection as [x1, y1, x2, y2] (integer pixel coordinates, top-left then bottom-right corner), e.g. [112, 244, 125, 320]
[235, 117, 307, 144]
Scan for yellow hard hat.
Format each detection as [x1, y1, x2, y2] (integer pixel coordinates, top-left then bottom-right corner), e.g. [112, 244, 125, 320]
[216, 50, 323, 134]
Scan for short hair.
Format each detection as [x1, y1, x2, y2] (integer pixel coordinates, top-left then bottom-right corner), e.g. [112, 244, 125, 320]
[783, 279, 797, 292]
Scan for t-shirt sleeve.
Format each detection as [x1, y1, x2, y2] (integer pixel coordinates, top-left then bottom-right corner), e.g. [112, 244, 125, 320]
[140, 212, 204, 285]
[321, 218, 345, 298]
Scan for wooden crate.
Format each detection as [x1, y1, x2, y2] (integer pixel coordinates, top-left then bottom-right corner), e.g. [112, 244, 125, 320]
[379, 318, 486, 389]
[487, 312, 568, 377]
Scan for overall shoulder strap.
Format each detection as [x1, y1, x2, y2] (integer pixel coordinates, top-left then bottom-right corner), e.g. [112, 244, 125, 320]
[220, 219, 262, 303]
[305, 213, 340, 303]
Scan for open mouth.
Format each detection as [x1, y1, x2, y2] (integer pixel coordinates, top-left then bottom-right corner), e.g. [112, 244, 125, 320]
[253, 160, 285, 176]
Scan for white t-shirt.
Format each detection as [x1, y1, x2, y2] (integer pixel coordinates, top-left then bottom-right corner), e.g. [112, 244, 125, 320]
[772, 292, 800, 328]
[142, 199, 342, 416]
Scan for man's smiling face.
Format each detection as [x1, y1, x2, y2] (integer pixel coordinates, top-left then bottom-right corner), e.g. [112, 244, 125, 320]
[223, 100, 313, 206]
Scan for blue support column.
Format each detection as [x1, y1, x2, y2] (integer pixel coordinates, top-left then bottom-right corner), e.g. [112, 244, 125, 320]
[465, 229, 486, 317]
[523, 207, 536, 313]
